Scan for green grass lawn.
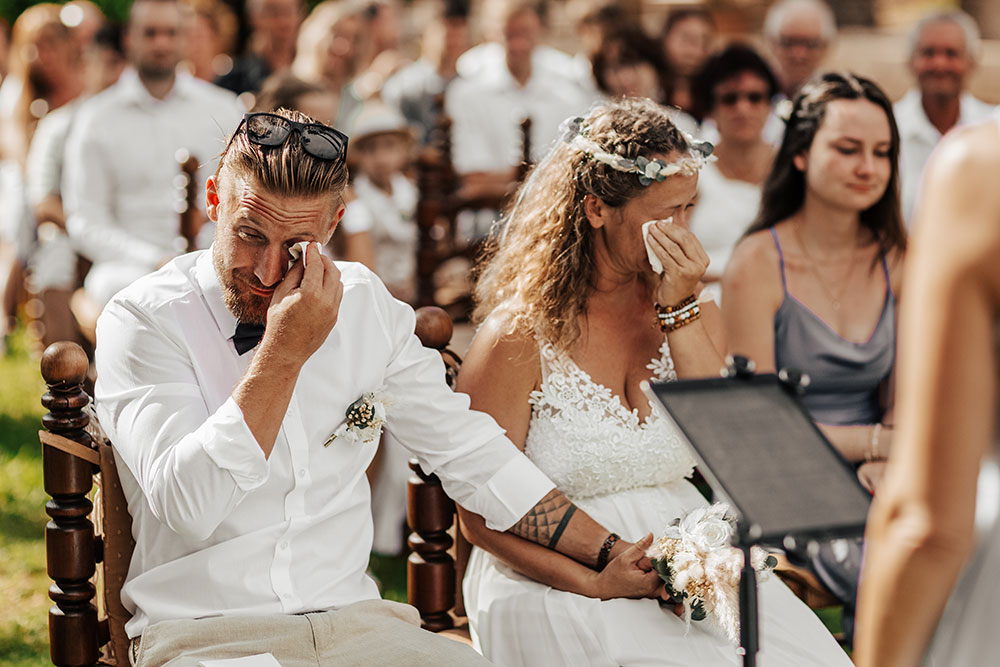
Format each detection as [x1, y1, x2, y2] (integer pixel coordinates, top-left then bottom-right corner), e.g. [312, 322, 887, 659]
[0, 328, 51, 667]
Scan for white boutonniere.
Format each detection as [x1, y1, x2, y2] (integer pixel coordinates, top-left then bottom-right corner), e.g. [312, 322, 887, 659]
[324, 388, 388, 446]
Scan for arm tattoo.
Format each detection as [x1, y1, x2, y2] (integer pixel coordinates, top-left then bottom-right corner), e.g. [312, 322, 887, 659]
[510, 489, 579, 550]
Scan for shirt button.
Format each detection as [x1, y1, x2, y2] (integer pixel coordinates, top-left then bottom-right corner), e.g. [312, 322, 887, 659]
[297, 469, 306, 478]
[280, 541, 289, 550]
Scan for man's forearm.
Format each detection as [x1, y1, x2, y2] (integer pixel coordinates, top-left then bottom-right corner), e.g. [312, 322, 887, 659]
[509, 488, 629, 568]
[233, 340, 302, 458]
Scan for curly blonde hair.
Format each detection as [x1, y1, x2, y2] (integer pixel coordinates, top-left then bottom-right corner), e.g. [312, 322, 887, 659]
[474, 97, 691, 350]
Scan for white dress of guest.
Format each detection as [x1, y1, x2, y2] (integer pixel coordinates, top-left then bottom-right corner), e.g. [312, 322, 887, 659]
[893, 88, 994, 225]
[688, 160, 762, 282]
[463, 337, 852, 667]
[340, 173, 418, 300]
[63, 68, 244, 305]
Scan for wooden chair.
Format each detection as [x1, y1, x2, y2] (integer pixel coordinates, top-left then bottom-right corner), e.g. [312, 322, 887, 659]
[37, 306, 468, 666]
[414, 112, 532, 314]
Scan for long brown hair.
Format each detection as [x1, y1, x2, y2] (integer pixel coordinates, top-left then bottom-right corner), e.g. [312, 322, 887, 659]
[747, 72, 906, 259]
[474, 97, 691, 350]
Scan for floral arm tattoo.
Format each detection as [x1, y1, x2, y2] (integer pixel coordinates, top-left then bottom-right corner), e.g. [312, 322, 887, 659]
[509, 488, 579, 551]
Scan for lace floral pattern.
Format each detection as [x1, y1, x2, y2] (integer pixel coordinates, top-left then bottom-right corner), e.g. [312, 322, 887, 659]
[524, 338, 696, 500]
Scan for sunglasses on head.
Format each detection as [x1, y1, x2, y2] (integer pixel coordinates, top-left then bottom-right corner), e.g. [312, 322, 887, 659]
[231, 112, 349, 162]
[717, 91, 769, 108]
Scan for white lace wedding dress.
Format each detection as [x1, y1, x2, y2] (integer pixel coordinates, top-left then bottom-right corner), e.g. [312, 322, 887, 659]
[463, 339, 852, 666]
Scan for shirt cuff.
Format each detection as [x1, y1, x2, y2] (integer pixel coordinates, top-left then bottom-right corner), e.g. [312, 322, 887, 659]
[200, 397, 269, 490]
[469, 450, 556, 532]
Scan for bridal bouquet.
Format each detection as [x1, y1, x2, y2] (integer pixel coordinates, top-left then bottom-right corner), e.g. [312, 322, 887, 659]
[646, 503, 777, 643]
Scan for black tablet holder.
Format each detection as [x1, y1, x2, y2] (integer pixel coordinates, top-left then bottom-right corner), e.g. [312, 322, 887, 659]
[642, 356, 870, 666]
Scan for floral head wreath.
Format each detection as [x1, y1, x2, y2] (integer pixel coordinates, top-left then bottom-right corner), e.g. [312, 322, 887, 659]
[560, 116, 715, 186]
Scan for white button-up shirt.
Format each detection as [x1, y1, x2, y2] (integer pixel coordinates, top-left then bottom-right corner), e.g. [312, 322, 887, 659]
[64, 69, 244, 301]
[95, 251, 555, 638]
[445, 58, 591, 174]
[894, 88, 994, 225]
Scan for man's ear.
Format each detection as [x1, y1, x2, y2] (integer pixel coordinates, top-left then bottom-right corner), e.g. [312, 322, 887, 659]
[322, 203, 346, 244]
[583, 194, 610, 229]
[205, 176, 221, 222]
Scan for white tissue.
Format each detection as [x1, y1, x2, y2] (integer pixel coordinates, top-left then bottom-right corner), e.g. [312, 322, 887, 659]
[287, 241, 310, 269]
[642, 218, 672, 274]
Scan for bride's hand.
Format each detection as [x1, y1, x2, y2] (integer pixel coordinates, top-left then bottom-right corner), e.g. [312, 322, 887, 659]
[647, 221, 709, 306]
[588, 533, 662, 600]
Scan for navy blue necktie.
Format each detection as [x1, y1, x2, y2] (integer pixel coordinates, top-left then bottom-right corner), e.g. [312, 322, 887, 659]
[233, 322, 265, 355]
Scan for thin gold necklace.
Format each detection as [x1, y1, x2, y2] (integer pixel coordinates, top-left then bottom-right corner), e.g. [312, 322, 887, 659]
[793, 221, 860, 312]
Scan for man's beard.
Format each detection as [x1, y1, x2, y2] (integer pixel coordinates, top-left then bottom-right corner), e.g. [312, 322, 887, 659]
[214, 254, 270, 325]
[137, 59, 178, 82]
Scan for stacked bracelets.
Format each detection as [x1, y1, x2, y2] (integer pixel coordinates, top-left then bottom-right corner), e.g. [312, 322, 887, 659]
[655, 295, 701, 333]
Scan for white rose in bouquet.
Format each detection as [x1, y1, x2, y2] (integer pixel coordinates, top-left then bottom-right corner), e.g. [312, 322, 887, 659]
[646, 502, 778, 643]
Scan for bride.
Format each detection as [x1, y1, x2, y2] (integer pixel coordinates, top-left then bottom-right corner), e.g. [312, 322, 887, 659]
[455, 98, 851, 666]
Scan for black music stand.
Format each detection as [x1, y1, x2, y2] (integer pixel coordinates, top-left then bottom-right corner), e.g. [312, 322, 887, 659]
[642, 357, 870, 667]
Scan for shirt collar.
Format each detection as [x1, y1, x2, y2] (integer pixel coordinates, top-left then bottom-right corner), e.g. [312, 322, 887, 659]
[194, 247, 240, 341]
[897, 88, 985, 142]
[117, 67, 197, 108]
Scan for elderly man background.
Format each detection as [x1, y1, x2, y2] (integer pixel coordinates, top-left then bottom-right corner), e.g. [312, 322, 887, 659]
[764, 0, 837, 100]
[893, 9, 994, 225]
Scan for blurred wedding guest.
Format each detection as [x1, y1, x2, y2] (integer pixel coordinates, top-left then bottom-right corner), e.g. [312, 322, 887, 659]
[660, 6, 714, 115]
[25, 22, 125, 348]
[352, 0, 408, 100]
[64, 0, 244, 311]
[0, 3, 85, 348]
[341, 103, 417, 303]
[181, 0, 238, 83]
[894, 10, 993, 226]
[854, 120, 1000, 667]
[723, 72, 906, 645]
[216, 0, 303, 96]
[591, 26, 668, 103]
[456, 0, 579, 94]
[689, 44, 778, 286]
[446, 0, 589, 210]
[253, 71, 339, 124]
[60, 0, 106, 53]
[765, 0, 835, 100]
[292, 0, 368, 132]
[381, 0, 470, 145]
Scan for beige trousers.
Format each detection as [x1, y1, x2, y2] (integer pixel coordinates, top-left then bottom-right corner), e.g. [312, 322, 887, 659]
[130, 600, 488, 666]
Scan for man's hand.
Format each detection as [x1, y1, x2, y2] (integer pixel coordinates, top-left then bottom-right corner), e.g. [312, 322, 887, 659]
[647, 221, 709, 306]
[588, 533, 663, 600]
[263, 242, 343, 365]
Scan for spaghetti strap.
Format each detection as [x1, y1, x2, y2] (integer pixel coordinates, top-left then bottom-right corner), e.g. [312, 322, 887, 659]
[769, 228, 788, 291]
[879, 254, 894, 298]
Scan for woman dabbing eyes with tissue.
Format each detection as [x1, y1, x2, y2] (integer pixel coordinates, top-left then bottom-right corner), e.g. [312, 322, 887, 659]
[450, 97, 851, 667]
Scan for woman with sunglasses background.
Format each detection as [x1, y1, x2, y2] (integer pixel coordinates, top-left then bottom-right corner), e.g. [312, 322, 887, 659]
[686, 44, 778, 288]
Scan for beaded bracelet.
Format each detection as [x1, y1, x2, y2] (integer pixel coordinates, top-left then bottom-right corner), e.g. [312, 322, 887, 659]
[655, 295, 701, 333]
[596, 532, 620, 571]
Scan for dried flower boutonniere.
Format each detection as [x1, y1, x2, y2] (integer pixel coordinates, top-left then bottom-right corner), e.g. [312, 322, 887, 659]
[324, 389, 387, 446]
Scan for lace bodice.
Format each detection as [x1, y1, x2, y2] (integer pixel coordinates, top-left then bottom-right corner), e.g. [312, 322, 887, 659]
[523, 339, 697, 500]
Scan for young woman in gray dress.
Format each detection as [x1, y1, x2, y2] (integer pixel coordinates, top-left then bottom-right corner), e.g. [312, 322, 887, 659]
[722, 72, 907, 643]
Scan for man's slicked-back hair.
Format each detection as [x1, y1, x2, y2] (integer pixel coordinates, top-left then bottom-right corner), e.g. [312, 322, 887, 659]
[216, 108, 349, 202]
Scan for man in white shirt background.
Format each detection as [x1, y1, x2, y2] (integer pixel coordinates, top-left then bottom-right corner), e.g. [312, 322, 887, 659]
[64, 0, 244, 309]
[445, 0, 589, 215]
[893, 9, 994, 225]
[95, 108, 660, 666]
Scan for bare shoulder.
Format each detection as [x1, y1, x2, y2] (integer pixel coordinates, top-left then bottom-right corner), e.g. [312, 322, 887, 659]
[723, 229, 784, 306]
[910, 121, 1000, 301]
[456, 311, 541, 395]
